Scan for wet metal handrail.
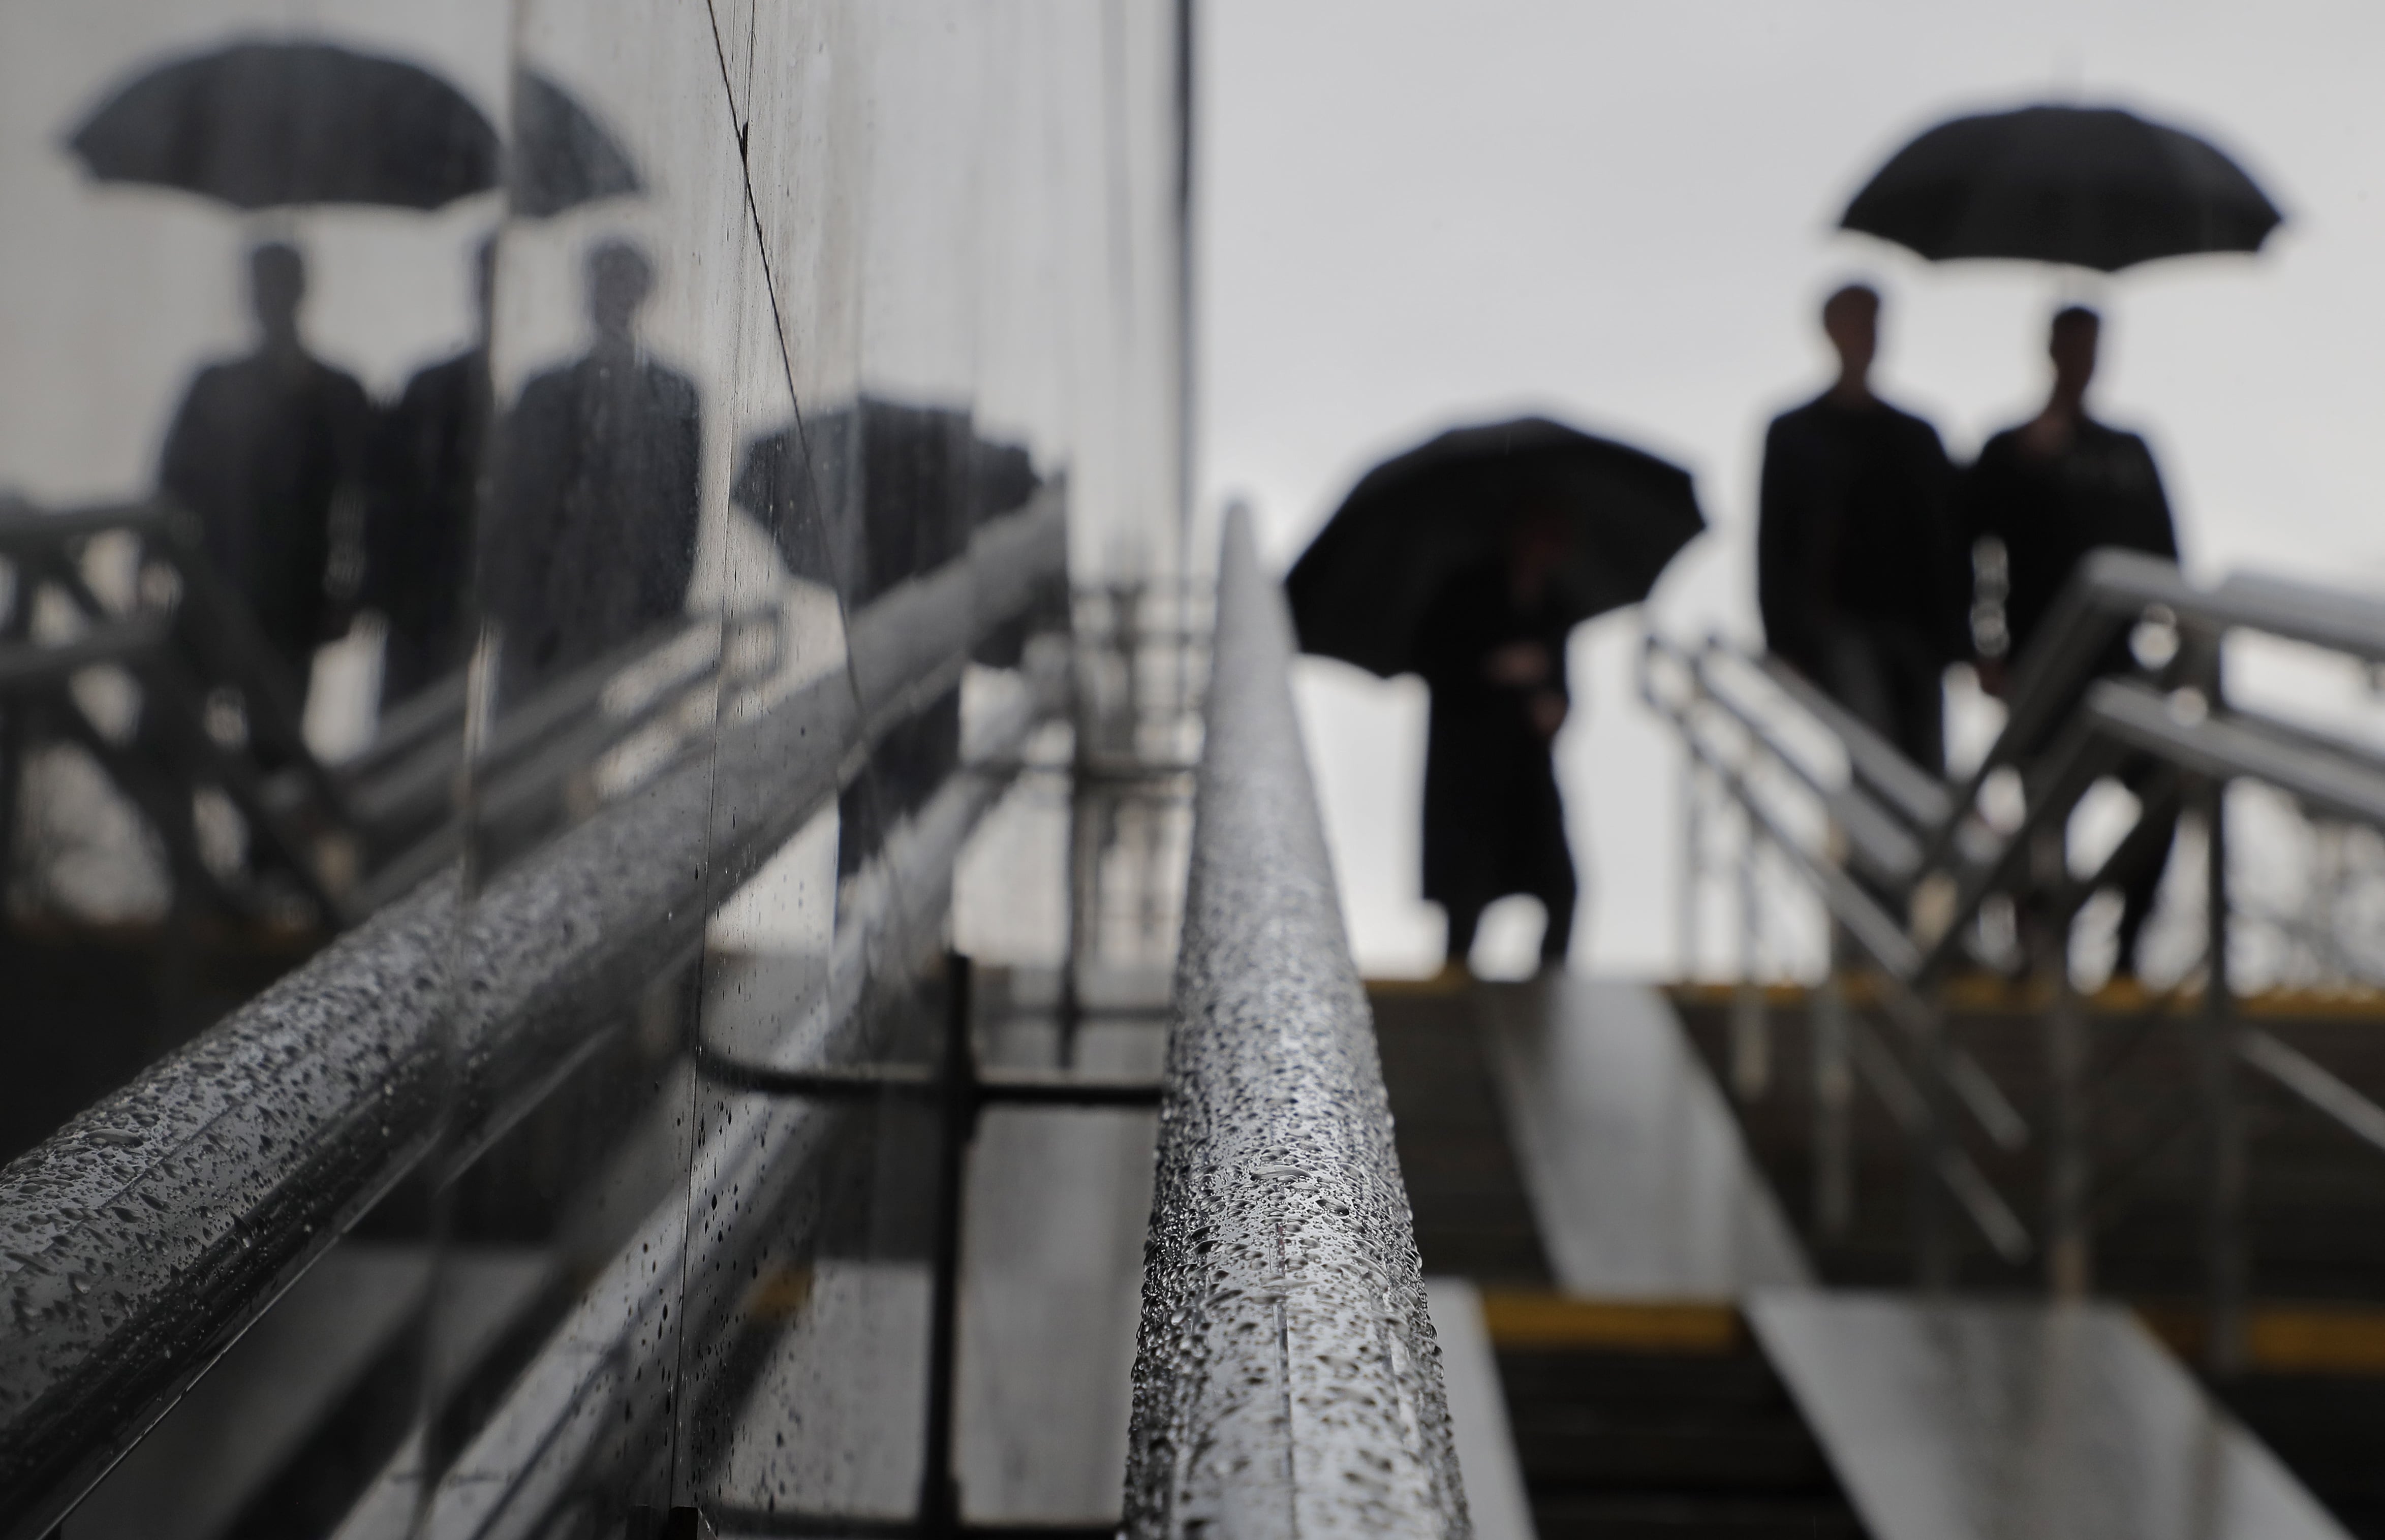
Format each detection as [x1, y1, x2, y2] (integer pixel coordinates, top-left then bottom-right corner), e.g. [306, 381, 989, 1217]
[0, 493, 1068, 1540]
[1123, 507, 1468, 1540]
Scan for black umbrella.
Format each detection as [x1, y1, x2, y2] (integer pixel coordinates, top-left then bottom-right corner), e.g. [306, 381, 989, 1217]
[1286, 417, 1705, 679]
[67, 40, 498, 211]
[511, 68, 642, 218]
[67, 44, 640, 218]
[1841, 104, 2281, 273]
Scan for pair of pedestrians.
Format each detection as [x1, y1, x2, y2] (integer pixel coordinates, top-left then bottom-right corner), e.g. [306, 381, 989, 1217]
[159, 239, 703, 720]
[1759, 287, 2181, 976]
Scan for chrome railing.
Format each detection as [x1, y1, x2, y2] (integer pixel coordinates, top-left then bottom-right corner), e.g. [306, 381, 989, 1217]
[1124, 507, 1469, 1540]
[1644, 548, 2385, 1370]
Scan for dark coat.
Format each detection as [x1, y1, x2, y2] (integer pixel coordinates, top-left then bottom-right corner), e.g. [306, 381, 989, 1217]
[1415, 563, 1573, 909]
[489, 345, 701, 683]
[160, 349, 370, 690]
[1959, 417, 2178, 675]
[1756, 393, 1965, 677]
[366, 345, 487, 704]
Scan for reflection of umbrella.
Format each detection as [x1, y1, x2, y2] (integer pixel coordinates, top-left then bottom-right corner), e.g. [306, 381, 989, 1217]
[1286, 417, 1705, 680]
[67, 41, 497, 210]
[511, 68, 641, 218]
[67, 44, 640, 218]
[1841, 105, 2282, 272]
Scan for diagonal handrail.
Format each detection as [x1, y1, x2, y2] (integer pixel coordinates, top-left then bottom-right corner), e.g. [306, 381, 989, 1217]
[1644, 548, 2385, 1311]
[1123, 506, 1469, 1540]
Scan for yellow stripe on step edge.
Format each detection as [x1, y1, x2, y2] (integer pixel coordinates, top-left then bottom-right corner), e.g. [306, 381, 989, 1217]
[2137, 1302, 2385, 1375]
[1477, 1292, 1742, 1354]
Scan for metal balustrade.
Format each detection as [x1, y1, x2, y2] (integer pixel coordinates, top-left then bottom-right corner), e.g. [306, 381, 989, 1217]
[1646, 548, 2385, 1368]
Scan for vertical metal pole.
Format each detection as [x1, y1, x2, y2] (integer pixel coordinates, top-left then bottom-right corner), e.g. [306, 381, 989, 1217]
[2311, 819, 2343, 985]
[2202, 777, 2246, 1375]
[919, 951, 976, 1536]
[1812, 946, 1853, 1239]
[1059, 616, 1092, 1067]
[1170, 0, 1197, 611]
[2035, 824, 2091, 1300]
[1731, 812, 1770, 1101]
[2044, 972, 2091, 1299]
[1680, 753, 1703, 979]
[1913, 994, 1955, 1291]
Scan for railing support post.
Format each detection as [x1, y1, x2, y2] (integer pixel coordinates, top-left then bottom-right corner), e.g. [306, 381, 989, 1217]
[1732, 815, 1771, 1101]
[2034, 825, 2092, 1300]
[1681, 752, 1704, 979]
[2201, 775, 2247, 1375]
[1912, 994, 1956, 1291]
[1812, 947, 1854, 1240]
[918, 951, 976, 1536]
[2044, 975, 2091, 1299]
[1060, 639, 1095, 1066]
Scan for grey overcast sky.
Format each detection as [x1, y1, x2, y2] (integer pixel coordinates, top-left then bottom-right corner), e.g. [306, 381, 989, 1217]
[1198, 0, 2385, 978]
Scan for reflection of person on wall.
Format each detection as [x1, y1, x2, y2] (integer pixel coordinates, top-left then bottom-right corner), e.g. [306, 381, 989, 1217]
[159, 241, 369, 700]
[1416, 495, 1578, 975]
[735, 403, 1045, 876]
[490, 240, 699, 690]
[366, 237, 493, 712]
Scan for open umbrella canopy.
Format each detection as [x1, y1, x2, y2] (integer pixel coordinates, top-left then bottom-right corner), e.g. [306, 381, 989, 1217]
[1841, 104, 2282, 272]
[67, 44, 641, 219]
[512, 69, 642, 218]
[67, 40, 499, 211]
[1286, 417, 1705, 680]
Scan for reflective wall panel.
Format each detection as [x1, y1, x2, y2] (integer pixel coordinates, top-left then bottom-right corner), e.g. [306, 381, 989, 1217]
[1, 2, 1182, 1534]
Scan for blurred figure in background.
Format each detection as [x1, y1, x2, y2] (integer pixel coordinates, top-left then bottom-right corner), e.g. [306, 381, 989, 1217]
[488, 239, 699, 692]
[159, 241, 369, 701]
[1963, 305, 2182, 977]
[1757, 282, 1965, 774]
[366, 237, 493, 712]
[1416, 492, 1577, 975]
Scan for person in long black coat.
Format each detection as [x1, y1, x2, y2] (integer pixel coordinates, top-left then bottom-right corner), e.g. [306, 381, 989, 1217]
[1757, 282, 1966, 774]
[487, 240, 700, 694]
[1416, 500, 1577, 973]
[159, 241, 369, 700]
[1962, 305, 2182, 977]
[365, 238, 492, 711]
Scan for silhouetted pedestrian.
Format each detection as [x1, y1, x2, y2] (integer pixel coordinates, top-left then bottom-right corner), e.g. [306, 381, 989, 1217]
[1416, 495, 1577, 973]
[1757, 284, 1965, 774]
[488, 240, 699, 692]
[1962, 305, 2182, 976]
[366, 237, 493, 710]
[159, 242, 369, 698]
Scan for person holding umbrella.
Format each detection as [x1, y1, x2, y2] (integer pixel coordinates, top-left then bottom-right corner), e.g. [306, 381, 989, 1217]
[1415, 488, 1581, 973]
[1961, 305, 2181, 977]
[1285, 416, 1706, 976]
[1834, 98, 2281, 977]
[1757, 282, 1966, 775]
